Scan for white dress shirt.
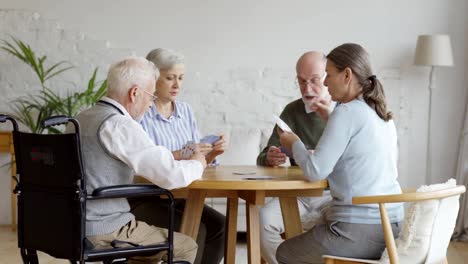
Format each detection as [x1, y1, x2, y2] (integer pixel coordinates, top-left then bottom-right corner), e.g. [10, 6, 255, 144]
[98, 97, 204, 190]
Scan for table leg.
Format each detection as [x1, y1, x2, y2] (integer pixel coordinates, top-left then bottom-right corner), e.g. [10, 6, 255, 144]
[224, 197, 238, 264]
[246, 201, 261, 264]
[180, 190, 206, 240]
[279, 197, 302, 239]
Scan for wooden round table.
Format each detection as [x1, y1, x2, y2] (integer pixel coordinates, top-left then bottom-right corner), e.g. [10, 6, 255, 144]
[137, 165, 327, 264]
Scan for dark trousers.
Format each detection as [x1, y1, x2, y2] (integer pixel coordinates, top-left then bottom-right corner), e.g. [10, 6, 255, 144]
[129, 197, 225, 264]
[276, 221, 401, 264]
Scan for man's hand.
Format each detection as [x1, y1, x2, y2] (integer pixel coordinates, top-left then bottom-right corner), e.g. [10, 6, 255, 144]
[172, 150, 182, 160]
[266, 146, 287, 167]
[313, 97, 333, 122]
[190, 152, 207, 169]
[279, 132, 300, 154]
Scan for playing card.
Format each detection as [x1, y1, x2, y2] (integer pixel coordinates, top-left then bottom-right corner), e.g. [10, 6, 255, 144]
[280, 146, 293, 158]
[200, 135, 220, 145]
[181, 141, 196, 159]
[273, 115, 293, 133]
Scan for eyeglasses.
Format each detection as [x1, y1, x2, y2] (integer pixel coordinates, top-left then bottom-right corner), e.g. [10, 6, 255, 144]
[142, 89, 157, 101]
[295, 73, 326, 89]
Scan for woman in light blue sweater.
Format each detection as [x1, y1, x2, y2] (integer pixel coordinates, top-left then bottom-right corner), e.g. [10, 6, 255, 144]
[276, 43, 404, 264]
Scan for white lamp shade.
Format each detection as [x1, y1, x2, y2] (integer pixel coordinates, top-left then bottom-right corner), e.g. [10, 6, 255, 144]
[414, 35, 454, 66]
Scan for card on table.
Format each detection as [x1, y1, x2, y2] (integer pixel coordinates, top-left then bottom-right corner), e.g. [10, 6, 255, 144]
[242, 176, 274, 180]
[233, 172, 256, 175]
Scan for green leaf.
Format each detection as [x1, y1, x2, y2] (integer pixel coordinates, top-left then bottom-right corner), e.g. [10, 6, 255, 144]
[87, 68, 98, 92]
[44, 61, 72, 77]
[44, 65, 74, 81]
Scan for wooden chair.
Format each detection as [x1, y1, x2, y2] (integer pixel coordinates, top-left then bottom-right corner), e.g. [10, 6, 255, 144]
[323, 183, 465, 264]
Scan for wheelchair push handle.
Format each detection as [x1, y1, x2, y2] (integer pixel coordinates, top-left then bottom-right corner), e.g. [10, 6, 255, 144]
[43, 115, 80, 133]
[43, 115, 70, 127]
[0, 114, 19, 131]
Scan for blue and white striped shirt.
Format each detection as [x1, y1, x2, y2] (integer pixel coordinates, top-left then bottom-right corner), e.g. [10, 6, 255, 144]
[140, 101, 200, 151]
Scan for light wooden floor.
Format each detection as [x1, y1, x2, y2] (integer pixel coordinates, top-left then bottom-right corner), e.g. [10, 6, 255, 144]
[1, 226, 467, 264]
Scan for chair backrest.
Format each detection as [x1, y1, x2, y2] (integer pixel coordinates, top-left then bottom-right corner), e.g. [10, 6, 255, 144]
[380, 179, 462, 264]
[13, 123, 86, 260]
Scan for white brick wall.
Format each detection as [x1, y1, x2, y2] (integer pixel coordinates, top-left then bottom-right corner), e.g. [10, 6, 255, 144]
[0, 10, 134, 116]
[0, 10, 405, 224]
[0, 0, 466, 225]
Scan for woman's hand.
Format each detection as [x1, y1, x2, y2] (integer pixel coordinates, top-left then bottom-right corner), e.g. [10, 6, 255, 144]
[206, 135, 227, 164]
[279, 131, 300, 153]
[211, 135, 227, 156]
[195, 143, 213, 156]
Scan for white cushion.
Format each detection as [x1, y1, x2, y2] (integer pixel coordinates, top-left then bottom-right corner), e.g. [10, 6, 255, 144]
[216, 128, 261, 165]
[380, 179, 458, 264]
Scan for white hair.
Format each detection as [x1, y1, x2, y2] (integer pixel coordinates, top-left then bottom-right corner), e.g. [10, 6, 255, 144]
[106, 56, 159, 98]
[146, 48, 184, 71]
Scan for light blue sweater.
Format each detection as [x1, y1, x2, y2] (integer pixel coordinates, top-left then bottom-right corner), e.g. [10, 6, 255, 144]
[292, 99, 404, 224]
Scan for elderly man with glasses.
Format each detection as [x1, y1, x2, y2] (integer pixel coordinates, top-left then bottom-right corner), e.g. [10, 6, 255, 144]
[256, 51, 334, 264]
[73, 57, 207, 264]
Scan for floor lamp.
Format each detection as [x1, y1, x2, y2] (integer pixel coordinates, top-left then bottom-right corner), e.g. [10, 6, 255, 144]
[414, 34, 454, 183]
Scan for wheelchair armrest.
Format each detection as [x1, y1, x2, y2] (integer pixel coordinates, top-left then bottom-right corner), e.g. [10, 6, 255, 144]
[88, 184, 173, 200]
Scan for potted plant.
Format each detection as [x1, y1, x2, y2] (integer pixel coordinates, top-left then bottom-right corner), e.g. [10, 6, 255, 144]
[1, 37, 107, 133]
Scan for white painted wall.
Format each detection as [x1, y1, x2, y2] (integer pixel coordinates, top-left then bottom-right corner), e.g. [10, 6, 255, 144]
[0, 0, 466, 225]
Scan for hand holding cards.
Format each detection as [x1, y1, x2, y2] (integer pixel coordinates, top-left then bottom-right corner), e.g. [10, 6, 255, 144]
[181, 135, 221, 160]
[275, 116, 301, 155]
[181, 141, 196, 159]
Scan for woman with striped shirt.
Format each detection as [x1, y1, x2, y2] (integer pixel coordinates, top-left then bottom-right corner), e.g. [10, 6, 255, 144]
[131, 48, 226, 264]
[140, 48, 226, 164]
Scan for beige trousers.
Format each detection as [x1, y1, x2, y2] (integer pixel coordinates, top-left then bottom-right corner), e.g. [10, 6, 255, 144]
[87, 219, 198, 263]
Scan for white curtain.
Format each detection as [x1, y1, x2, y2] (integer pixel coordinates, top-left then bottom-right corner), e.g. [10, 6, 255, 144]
[453, 103, 468, 241]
